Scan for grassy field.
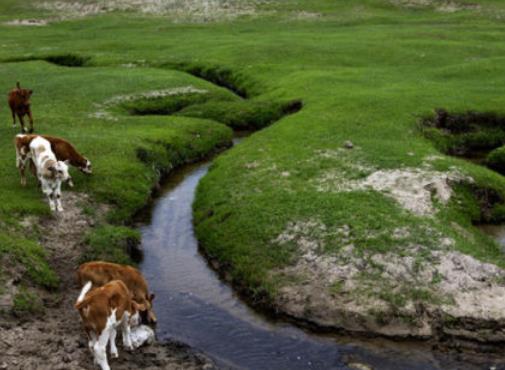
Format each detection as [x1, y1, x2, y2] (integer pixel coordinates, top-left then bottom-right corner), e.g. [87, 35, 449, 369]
[1, 0, 505, 337]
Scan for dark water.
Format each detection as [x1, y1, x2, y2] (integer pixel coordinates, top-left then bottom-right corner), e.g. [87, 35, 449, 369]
[139, 137, 501, 370]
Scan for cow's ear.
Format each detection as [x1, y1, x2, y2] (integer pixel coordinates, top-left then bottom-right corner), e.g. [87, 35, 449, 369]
[28, 89, 33, 96]
[149, 293, 155, 302]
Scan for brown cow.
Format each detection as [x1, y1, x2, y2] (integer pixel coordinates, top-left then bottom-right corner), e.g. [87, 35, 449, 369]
[8, 82, 34, 133]
[75, 280, 143, 370]
[77, 261, 156, 325]
[15, 134, 91, 187]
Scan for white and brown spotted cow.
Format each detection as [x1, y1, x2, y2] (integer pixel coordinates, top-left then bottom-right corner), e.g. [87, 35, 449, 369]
[75, 280, 144, 370]
[14, 134, 91, 187]
[28, 135, 70, 212]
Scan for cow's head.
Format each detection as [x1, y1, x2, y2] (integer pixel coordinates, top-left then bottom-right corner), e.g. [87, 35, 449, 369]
[138, 293, 156, 325]
[48, 160, 70, 182]
[16, 83, 33, 106]
[80, 159, 92, 174]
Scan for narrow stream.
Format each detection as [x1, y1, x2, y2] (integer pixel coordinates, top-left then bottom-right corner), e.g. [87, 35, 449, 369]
[139, 136, 499, 370]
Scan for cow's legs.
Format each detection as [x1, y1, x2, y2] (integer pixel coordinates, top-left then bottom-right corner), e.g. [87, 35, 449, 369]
[10, 107, 16, 128]
[27, 110, 34, 133]
[17, 114, 25, 133]
[15, 151, 27, 186]
[120, 313, 133, 351]
[109, 327, 119, 359]
[88, 332, 98, 364]
[93, 328, 111, 370]
[49, 193, 56, 212]
[55, 182, 63, 212]
[42, 183, 55, 212]
[29, 160, 41, 188]
[18, 161, 26, 186]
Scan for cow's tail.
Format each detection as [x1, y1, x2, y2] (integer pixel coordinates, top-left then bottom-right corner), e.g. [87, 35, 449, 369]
[76, 281, 92, 308]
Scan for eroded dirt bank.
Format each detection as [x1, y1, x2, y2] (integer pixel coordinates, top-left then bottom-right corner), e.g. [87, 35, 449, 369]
[272, 164, 505, 350]
[0, 193, 215, 370]
[197, 151, 505, 355]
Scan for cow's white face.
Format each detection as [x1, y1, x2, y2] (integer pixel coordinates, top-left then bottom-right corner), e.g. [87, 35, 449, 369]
[55, 161, 70, 182]
[81, 159, 92, 174]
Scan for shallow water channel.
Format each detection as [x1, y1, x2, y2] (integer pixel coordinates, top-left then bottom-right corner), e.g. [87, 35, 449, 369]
[139, 136, 499, 370]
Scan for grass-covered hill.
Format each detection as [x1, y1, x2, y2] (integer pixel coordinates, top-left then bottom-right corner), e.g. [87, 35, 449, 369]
[1, 0, 505, 347]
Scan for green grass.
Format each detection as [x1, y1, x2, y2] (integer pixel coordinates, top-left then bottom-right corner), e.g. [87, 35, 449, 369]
[13, 286, 42, 316]
[487, 145, 505, 175]
[1, 0, 505, 316]
[81, 225, 141, 265]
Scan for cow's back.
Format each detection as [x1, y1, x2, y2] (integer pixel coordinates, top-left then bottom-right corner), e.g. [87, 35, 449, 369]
[15, 134, 36, 154]
[78, 261, 148, 301]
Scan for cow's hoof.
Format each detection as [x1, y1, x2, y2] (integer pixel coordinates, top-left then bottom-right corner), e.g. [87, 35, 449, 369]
[111, 351, 119, 359]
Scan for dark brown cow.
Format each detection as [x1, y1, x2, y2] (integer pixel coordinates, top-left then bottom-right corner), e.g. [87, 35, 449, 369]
[8, 82, 34, 133]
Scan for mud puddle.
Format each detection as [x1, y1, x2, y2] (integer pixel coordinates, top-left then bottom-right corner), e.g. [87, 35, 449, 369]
[138, 135, 503, 370]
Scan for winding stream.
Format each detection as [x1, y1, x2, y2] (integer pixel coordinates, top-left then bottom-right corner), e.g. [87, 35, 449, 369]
[139, 136, 498, 370]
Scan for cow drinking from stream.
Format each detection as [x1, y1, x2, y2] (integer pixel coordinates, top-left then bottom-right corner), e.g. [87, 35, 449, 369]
[77, 261, 157, 325]
[75, 280, 143, 370]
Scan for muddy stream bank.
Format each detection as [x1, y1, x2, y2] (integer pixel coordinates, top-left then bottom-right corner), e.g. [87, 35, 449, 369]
[137, 135, 504, 370]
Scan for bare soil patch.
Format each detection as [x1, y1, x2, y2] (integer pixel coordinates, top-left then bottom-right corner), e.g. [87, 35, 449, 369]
[34, 0, 266, 23]
[4, 19, 48, 27]
[271, 219, 505, 348]
[390, 0, 480, 13]
[0, 192, 214, 370]
[314, 151, 470, 216]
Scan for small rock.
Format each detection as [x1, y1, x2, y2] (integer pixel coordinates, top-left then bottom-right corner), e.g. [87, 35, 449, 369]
[343, 140, 354, 149]
[348, 362, 373, 370]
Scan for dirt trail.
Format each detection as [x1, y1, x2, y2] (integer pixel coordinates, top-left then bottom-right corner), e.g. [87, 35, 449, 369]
[0, 192, 215, 370]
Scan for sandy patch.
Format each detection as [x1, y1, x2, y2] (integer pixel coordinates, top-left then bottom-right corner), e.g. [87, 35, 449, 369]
[35, 0, 267, 22]
[289, 11, 322, 21]
[90, 85, 207, 121]
[4, 19, 48, 26]
[271, 219, 505, 341]
[314, 151, 471, 216]
[390, 0, 480, 12]
[104, 86, 208, 106]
